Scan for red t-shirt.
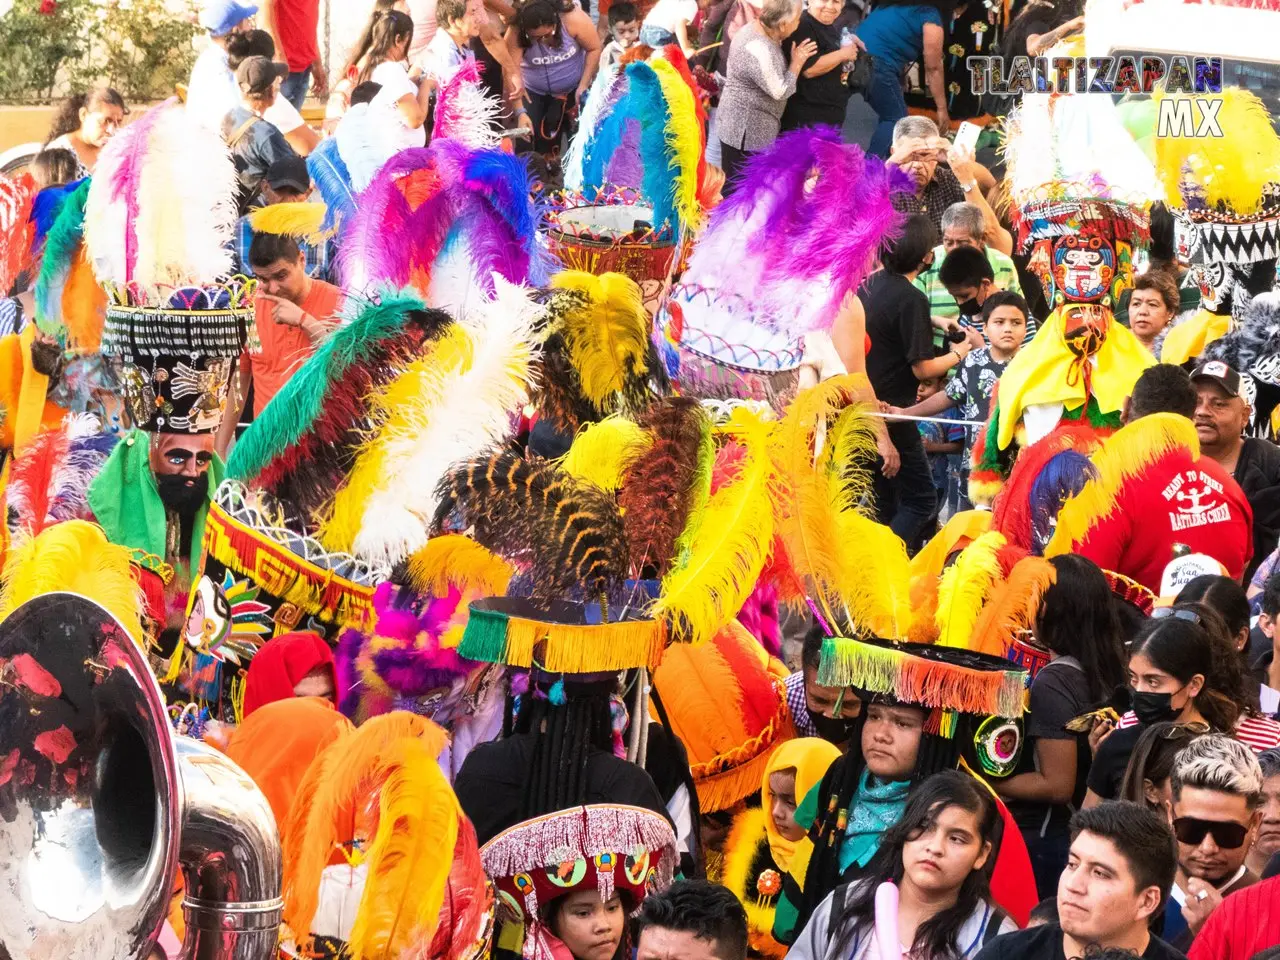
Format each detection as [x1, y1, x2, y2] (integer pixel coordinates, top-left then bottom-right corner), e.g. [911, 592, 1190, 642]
[1188, 875, 1280, 960]
[273, 0, 321, 72]
[247, 279, 342, 416]
[1074, 445, 1253, 593]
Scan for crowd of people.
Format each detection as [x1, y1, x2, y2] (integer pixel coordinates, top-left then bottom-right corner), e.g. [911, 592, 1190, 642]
[4, 1, 1280, 960]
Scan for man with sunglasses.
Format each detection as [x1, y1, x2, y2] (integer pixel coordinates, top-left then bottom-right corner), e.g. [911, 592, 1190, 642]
[1163, 735, 1264, 951]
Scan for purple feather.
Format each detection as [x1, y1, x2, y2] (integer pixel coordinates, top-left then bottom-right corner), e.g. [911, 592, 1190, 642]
[605, 120, 645, 196]
[335, 626, 365, 718]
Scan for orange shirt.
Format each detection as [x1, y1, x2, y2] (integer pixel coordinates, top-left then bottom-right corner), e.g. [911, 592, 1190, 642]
[247, 279, 342, 416]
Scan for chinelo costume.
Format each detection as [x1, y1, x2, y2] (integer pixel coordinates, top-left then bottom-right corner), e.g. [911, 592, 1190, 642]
[968, 93, 1160, 504]
[76, 99, 254, 637]
[481, 804, 678, 960]
[280, 712, 494, 960]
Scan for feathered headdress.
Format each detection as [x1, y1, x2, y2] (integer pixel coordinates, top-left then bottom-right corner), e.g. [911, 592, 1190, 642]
[935, 530, 1008, 649]
[34, 178, 106, 352]
[226, 291, 450, 522]
[769, 375, 911, 639]
[565, 47, 710, 235]
[0, 519, 145, 645]
[84, 99, 239, 291]
[990, 424, 1101, 553]
[651, 405, 776, 647]
[651, 620, 793, 812]
[5, 413, 117, 542]
[247, 202, 330, 245]
[340, 141, 551, 303]
[318, 276, 540, 567]
[1, 172, 36, 297]
[282, 714, 485, 960]
[431, 59, 503, 149]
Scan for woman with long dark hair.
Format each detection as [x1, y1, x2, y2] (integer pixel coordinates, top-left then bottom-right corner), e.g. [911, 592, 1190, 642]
[358, 9, 431, 148]
[505, 0, 601, 178]
[789, 771, 1015, 960]
[45, 86, 127, 177]
[995, 555, 1126, 898]
[1085, 602, 1280, 804]
[1117, 721, 1203, 811]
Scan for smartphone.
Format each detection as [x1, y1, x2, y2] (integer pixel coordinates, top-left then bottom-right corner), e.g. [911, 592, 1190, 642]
[953, 120, 981, 155]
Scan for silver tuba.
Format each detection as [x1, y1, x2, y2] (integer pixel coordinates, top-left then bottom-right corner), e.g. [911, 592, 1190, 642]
[0, 593, 282, 960]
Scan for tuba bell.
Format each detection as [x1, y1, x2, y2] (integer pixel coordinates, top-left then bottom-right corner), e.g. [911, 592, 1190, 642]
[0, 592, 282, 960]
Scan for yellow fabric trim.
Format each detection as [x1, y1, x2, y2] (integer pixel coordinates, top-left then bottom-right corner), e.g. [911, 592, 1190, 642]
[503, 614, 668, 673]
[995, 307, 1155, 451]
[1159, 310, 1231, 366]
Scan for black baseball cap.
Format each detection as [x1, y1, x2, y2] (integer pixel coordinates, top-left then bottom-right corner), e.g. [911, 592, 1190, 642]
[236, 55, 289, 95]
[266, 155, 310, 193]
[1191, 359, 1242, 397]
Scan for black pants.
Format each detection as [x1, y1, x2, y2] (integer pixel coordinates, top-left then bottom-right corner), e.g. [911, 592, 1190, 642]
[523, 90, 578, 177]
[719, 140, 752, 197]
[870, 420, 938, 548]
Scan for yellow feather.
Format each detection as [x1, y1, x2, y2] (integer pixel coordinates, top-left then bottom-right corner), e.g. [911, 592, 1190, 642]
[248, 201, 331, 243]
[969, 556, 1056, 659]
[769, 375, 886, 631]
[559, 415, 652, 492]
[348, 737, 460, 960]
[318, 326, 473, 552]
[833, 511, 913, 640]
[935, 530, 1006, 649]
[649, 58, 706, 232]
[1044, 413, 1199, 558]
[653, 406, 775, 647]
[0, 519, 145, 645]
[549, 271, 650, 407]
[1155, 88, 1280, 215]
[283, 713, 449, 943]
[405, 534, 514, 597]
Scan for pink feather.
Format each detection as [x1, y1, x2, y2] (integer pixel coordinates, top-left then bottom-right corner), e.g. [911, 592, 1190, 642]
[99, 99, 174, 282]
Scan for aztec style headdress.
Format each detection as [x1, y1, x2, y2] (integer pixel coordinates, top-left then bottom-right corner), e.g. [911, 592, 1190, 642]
[481, 804, 678, 960]
[167, 479, 380, 719]
[969, 94, 1158, 502]
[658, 129, 907, 409]
[84, 99, 252, 435]
[283, 713, 493, 960]
[650, 619, 795, 813]
[818, 634, 1029, 779]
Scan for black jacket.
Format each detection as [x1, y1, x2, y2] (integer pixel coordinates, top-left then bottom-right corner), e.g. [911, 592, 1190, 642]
[1234, 437, 1280, 579]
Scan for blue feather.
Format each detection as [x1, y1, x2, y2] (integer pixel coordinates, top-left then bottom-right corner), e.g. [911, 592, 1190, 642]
[455, 146, 554, 285]
[307, 139, 355, 235]
[583, 84, 633, 191]
[623, 61, 678, 233]
[28, 179, 83, 251]
[1030, 450, 1098, 553]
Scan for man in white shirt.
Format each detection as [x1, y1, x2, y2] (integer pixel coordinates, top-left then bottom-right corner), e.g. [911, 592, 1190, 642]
[188, 0, 259, 124]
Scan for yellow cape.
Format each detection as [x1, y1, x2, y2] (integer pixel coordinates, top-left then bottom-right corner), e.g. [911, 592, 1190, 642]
[995, 307, 1155, 451]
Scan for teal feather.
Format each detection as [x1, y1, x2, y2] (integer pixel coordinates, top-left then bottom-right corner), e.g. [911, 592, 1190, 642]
[623, 61, 677, 233]
[34, 179, 91, 339]
[226, 287, 427, 481]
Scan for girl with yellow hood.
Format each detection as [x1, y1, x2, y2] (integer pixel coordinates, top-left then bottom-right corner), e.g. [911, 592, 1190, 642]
[720, 738, 840, 957]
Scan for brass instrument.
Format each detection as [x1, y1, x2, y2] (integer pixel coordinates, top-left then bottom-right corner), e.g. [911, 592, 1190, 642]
[0, 593, 282, 960]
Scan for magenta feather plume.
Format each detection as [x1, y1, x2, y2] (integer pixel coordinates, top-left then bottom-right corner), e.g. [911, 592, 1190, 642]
[102, 100, 172, 282]
[684, 126, 911, 335]
[367, 582, 471, 697]
[432, 59, 483, 139]
[339, 148, 453, 293]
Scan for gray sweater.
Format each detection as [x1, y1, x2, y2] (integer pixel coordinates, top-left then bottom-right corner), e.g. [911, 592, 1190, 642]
[716, 20, 797, 152]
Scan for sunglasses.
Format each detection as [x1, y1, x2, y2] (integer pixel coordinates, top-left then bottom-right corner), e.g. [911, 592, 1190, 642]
[1151, 607, 1202, 624]
[1172, 816, 1249, 849]
[1157, 721, 1210, 739]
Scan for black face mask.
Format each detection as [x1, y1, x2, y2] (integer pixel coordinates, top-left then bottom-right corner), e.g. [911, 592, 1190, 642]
[156, 472, 210, 517]
[808, 708, 857, 744]
[958, 297, 983, 318]
[1131, 688, 1180, 725]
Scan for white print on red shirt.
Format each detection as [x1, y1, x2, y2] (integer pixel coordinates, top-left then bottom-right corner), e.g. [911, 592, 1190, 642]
[1162, 469, 1232, 531]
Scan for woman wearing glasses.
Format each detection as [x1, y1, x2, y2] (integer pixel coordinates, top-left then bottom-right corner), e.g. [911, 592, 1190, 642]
[1083, 604, 1280, 807]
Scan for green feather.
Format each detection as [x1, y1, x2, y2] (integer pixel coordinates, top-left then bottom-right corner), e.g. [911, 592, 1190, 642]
[35, 179, 91, 340]
[227, 287, 427, 480]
